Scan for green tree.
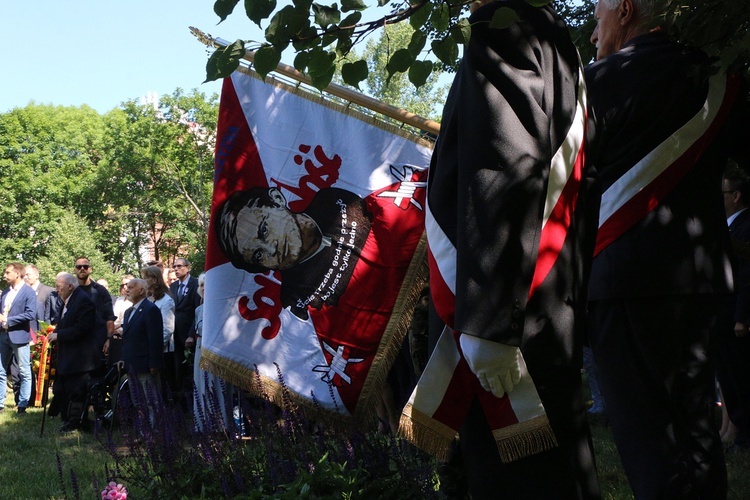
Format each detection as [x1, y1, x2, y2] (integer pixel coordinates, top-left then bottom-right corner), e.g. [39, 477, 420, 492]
[0, 104, 106, 265]
[349, 21, 448, 120]
[205, 0, 749, 88]
[93, 89, 218, 271]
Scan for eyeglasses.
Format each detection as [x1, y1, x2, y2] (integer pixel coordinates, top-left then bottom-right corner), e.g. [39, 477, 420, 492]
[173, 264, 185, 269]
[75, 265, 91, 270]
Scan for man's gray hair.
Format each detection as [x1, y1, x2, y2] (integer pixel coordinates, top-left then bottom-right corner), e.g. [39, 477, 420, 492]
[129, 278, 148, 291]
[600, 0, 668, 22]
[56, 272, 79, 288]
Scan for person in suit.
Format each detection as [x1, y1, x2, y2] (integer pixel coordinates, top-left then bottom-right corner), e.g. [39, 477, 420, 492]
[168, 258, 200, 399]
[7, 263, 52, 406]
[0, 262, 37, 413]
[24, 264, 53, 327]
[419, 0, 599, 497]
[718, 172, 750, 451]
[120, 278, 164, 422]
[586, 0, 749, 496]
[46, 272, 98, 432]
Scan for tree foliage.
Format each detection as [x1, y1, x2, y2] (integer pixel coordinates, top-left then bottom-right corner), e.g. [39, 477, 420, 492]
[348, 21, 448, 120]
[205, 0, 749, 89]
[0, 90, 218, 288]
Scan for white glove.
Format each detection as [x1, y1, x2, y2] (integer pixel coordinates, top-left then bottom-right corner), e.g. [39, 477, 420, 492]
[459, 334, 522, 398]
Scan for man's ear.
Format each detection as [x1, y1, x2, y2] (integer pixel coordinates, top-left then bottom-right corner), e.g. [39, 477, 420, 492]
[268, 187, 287, 208]
[618, 0, 636, 25]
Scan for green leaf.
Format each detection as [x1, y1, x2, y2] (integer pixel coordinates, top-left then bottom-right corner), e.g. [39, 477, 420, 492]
[489, 7, 520, 29]
[377, 0, 389, 6]
[336, 36, 354, 56]
[312, 3, 341, 28]
[254, 45, 282, 79]
[341, 0, 367, 12]
[339, 11, 362, 28]
[292, 26, 320, 51]
[431, 36, 458, 66]
[408, 59, 433, 88]
[310, 64, 336, 90]
[407, 29, 427, 57]
[244, 0, 277, 26]
[386, 48, 414, 76]
[214, 0, 240, 22]
[292, 0, 313, 8]
[308, 49, 336, 79]
[429, 3, 450, 32]
[409, 2, 433, 30]
[294, 51, 311, 72]
[450, 18, 471, 46]
[204, 39, 246, 82]
[341, 60, 368, 88]
[266, 5, 310, 44]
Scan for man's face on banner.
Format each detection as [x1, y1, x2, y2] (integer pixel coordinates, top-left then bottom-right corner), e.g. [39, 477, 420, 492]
[235, 196, 304, 271]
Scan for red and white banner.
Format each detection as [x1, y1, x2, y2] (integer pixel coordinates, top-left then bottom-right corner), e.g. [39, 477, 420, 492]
[201, 68, 433, 419]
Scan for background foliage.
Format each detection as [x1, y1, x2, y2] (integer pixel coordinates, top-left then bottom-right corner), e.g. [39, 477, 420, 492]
[205, 0, 749, 88]
[0, 90, 217, 289]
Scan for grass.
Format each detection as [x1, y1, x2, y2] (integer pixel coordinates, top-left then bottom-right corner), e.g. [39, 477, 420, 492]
[2, 385, 750, 498]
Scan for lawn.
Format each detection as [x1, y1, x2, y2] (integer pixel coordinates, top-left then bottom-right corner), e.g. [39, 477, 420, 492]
[1, 386, 750, 499]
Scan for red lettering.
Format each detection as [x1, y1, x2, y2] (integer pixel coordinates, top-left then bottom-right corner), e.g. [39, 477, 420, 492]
[272, 144, 342, 210]
[237, 272, 282, 340]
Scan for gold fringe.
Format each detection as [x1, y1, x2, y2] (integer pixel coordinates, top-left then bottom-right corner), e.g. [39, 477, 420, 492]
[397, 403, 457, 462]
[235, 65, 435, 148]
[492, 415, 559, 463]
[353, 234, 429, 424]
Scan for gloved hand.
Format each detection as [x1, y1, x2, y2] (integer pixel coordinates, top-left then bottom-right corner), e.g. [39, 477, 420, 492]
[459, 334, 522, 398]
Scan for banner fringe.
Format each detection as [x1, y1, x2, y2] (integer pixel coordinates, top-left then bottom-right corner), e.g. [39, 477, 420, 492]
[352, 233, 428, 423]
[235, 65, 435, 148]
[492, 415, 559, 463]
[398, 403, 457, 462]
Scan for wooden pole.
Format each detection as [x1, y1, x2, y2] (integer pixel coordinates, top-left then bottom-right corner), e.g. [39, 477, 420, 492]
[191, 28, 441, 136]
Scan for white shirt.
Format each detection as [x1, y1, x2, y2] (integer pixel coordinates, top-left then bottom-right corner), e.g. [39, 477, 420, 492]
[150, 295, 175, 352]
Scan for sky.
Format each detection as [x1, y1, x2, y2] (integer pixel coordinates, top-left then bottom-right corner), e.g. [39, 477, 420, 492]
[0, 0, 268, 114]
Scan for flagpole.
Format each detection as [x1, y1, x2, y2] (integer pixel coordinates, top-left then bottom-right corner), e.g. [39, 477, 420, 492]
[191, 28, 441, 137]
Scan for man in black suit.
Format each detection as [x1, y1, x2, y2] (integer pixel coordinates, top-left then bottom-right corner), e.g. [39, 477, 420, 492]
[46, 272, 98, 433]
[168, 258, 200, 397]
[121, 278, 163, 422]
[586, 0, 749, 496]
[718, 173, 750, 451]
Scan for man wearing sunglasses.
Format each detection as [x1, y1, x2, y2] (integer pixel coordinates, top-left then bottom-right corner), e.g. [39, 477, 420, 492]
[74, 257, 115, 372]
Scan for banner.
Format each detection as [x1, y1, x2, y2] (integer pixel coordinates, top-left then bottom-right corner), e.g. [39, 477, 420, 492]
[201, 68, 433, 420]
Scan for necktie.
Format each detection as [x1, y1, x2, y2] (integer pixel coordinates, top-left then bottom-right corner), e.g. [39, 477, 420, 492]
[179, 283, 186, 297]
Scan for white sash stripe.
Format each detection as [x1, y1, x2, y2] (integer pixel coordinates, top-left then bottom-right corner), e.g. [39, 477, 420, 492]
[598, 74, 727, 228]
[542, 68, 587, 228]
[426, 202, 458, 295]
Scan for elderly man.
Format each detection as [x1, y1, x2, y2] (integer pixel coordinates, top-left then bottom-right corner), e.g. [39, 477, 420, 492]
[586, 0, 749, 496]
[47, 273, 97, 432]
[121, 278, 163, 421]
[0, 262, 37, 414]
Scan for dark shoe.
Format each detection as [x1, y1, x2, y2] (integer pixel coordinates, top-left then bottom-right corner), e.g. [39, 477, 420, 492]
[16, 407, 27, 414]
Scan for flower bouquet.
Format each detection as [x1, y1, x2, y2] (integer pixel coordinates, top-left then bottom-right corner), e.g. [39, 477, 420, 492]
[32, 321, 57, 407]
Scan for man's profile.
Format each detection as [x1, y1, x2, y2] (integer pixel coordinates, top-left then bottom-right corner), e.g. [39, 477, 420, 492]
[217, 186, 372, 319]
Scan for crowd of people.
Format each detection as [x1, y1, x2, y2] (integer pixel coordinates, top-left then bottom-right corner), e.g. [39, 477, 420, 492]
[0, 257, 230, 434]
[0, 0, 748, 498]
